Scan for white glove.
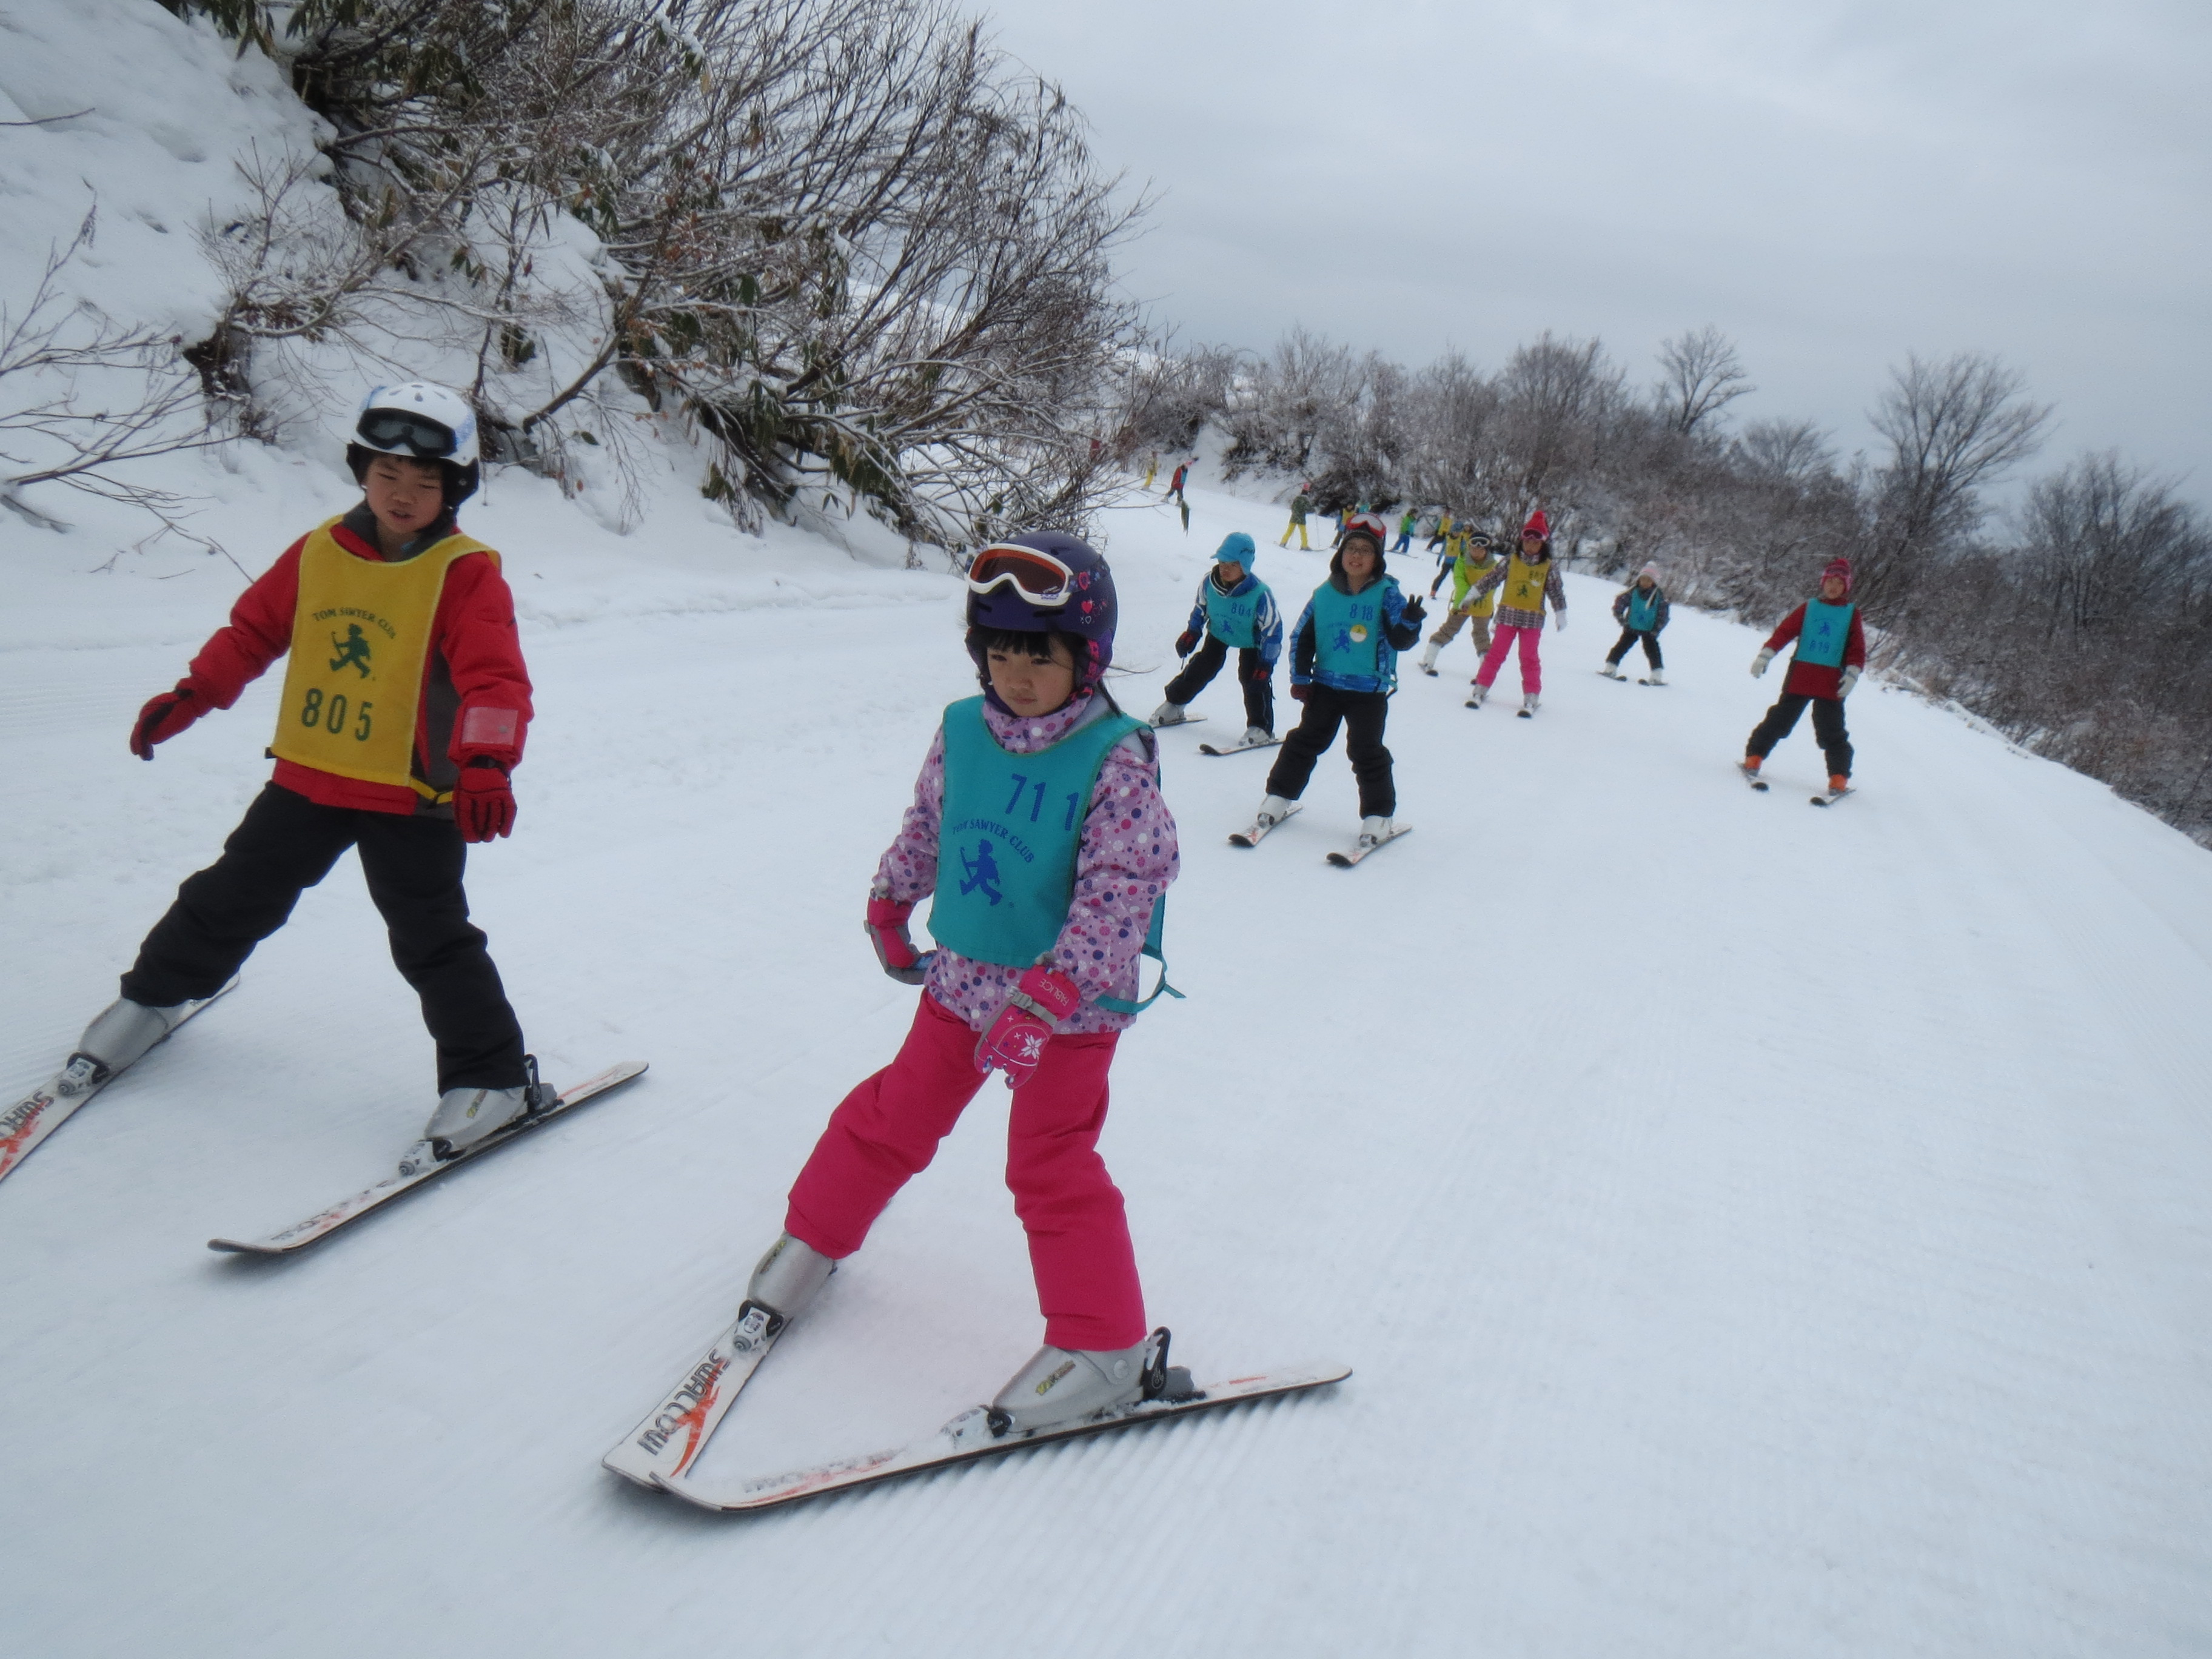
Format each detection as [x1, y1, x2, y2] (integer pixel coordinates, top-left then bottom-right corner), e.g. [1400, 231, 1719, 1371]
[1554, 612, 1567, 632]
[1837, 666, 1860, 698]
[1751, 649, 1773, 678]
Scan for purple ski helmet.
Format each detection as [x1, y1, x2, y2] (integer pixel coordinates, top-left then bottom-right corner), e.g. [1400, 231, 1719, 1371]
[965, 531, 1118, 689]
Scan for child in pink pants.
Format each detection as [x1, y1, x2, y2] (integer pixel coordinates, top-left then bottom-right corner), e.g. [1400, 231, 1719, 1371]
[740, 531, 1182, 1438]
[1466, 509, 1569, 714]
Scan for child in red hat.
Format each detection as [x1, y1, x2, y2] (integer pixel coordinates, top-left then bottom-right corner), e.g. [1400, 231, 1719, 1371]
[1741, 557, 1865, 793]
[1464, 509, 1567, 713]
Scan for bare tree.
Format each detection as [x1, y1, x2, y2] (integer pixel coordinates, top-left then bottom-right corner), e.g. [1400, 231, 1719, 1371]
[1, 210, 229, 551]
[1863, 350, 2050, 617]
[1654, 325, 1754, 435]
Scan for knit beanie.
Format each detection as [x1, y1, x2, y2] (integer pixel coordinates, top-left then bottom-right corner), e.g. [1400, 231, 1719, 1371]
[1521, 509, 1550, 540]
[1823, 557, 1854, 597]
[1638, 562, 1660, 581]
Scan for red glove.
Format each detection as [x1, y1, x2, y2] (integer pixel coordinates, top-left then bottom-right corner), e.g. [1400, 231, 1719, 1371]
[130, 683, 203, 760]
[1175, 629, 1199, 657]
[866, 895, 933, 985]
[1290, 683, 1309, 702]
[975, 965, 1081, 1087]
[454, 760, 516, 842]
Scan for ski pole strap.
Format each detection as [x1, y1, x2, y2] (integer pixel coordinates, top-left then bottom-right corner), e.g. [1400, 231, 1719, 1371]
[1093, 898, 1182, 1016]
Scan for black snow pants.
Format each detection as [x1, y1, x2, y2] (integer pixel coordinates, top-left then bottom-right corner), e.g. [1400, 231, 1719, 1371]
[1606, 626, 1663, 670]
[1747, 692, 1853, 780]
[119, 783, 527, 1092]
[1265, 683, 1395, 817]
[1163, 634, 1275, 734]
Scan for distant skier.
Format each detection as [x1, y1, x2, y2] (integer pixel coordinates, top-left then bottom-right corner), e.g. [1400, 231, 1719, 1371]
[1151, 531, 1282, 744]
[69, 381, 550, 1159]
[1250, 512, 1424, 849]
[1142, 452, 1158, 490]
[1741, 557, 1865, 793]
[1426, 508, 1455, 555]
[1599, 563, 1670, 683]
[1280, 486, 1313, 550]
[1415, 531, 1500, 676]
[739, 532, 1185, 1437]
[1167, 460, 1190, 503]
[1465, 510, 1567, 712]
[1390, 507, 1418, 555]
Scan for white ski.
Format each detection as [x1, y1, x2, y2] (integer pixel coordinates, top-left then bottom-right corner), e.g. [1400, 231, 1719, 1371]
[1, 979, 237, 1188]
[1738, 763, 1769, 793]
[648, 1357, 1353, 1514]
[1198, 736, 1282, 756]
[1327, 825, 1412, 867]
[1811, 786, 1855, 807]
[1149, 713, 1205, 730]
[603, 1298, 794, 1489]
[1637, 679, 1666, 686]
[1227, 803, 1301, 846]
[207, 1060, 646, 1255]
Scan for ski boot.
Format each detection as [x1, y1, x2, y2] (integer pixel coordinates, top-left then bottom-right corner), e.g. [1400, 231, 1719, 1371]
[1416, 641, 1441, 677]
[1149, 700, 1189, 727]
[1255, 793, 1296, 829]
[1464, 682, 1489, 709]
[70, 996, 195, 1087]
[1241, 725, 1273, 748]
[1645, 669, 1666, 685]
[985, 1328, 1190, 1437]
[1828, 774, 1851, 794]
[420, 1053, 557, 1160]
[1521, 693, 1542, 714]
[1356, 815, 1395, 850]
[1598, 662, 1626, 679]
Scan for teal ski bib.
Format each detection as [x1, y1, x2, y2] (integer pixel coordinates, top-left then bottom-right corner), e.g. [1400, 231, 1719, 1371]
[1795, 600, 1855, 668]
[1202, 578, 1265, 648]
[1627, 588, 1659, 631]
[928, 698, 1179, 1014]
[1310, 579, 1397, 685]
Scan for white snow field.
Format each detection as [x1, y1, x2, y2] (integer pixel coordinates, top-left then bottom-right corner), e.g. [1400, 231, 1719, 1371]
[7, 460, 2212, 1659]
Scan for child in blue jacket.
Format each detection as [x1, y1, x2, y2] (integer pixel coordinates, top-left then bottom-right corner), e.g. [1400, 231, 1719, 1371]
[1251, 514, 1423, 848]
[1151, 533, 1283, 743]
[1599, 562, 1671, 682]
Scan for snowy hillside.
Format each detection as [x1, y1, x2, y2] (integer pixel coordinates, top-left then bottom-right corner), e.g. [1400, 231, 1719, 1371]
[7, 8, 2212, 1657]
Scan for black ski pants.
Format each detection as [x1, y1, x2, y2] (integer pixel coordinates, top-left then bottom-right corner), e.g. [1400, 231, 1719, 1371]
[1266, 684, 1395, 817]
[1163, 634, 1275, 734]
[1606, 626, 1663, 670]
[1747, 692, 1853, 780]
[120, 783, 526, 1091]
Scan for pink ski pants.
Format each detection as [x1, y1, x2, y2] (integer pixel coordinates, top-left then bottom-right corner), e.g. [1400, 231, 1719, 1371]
[1474, 623, 1544, 694]
[784, 991, 1145, 1351]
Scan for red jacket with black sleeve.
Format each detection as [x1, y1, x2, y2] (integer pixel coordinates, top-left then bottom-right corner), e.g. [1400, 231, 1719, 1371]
[1762, 602, 1866, 700]
[179, 505, 533, 816]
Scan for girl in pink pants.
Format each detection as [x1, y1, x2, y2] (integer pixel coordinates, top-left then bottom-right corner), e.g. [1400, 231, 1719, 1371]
[1466, 509, 1569, 714]
[741, 531, 1182, 1438]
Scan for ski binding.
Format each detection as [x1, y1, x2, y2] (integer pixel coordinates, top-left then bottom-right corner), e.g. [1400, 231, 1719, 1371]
[1327, 824, 1412, 866]
[1228, 804, 1301, 846]
[207, 1060, 646, 1255]
[1198, 736, 1282, 756]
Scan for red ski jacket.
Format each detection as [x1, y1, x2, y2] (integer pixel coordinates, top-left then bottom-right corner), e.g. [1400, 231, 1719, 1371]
[1763, 601, 1866, 700]
[180, 506, 534, 816]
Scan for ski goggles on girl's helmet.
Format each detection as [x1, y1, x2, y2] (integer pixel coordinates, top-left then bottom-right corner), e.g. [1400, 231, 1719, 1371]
[358, 408, 462, 459]
[1340, 511, 1390, 546]
[353, 381, 481, 466]
[966, 543, 1076, 608]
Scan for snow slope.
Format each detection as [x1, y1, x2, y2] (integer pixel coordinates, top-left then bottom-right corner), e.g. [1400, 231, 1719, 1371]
[6, 459, 2212, 1658]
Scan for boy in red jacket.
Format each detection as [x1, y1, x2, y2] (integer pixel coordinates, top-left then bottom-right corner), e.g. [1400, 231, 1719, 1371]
[71, 382, 550, 1160]
[1741, 557, 1866, 793]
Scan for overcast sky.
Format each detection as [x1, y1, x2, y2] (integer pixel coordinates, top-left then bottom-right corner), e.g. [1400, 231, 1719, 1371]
[982, 0, 2210, 503]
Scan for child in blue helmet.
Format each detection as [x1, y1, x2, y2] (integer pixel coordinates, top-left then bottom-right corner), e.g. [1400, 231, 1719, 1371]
[1150, 532, 1283, 743]
[736, 532, 1184, 1438]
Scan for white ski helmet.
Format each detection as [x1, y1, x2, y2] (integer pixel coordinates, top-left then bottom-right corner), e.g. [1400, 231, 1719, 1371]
[347, 381, 481, 506]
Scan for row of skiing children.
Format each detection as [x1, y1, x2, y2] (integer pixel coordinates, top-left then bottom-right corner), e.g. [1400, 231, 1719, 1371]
[36, 375, 1869, 1457]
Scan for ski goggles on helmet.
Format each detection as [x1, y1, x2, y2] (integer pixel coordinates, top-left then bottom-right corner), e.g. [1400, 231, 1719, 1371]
[966, 543, 1075, 608]
[357, 408, 462, 460]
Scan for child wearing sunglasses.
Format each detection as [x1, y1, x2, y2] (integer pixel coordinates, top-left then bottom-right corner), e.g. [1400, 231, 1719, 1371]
[739, 532, 1185, 1436]
[58, 382, 551, 1170]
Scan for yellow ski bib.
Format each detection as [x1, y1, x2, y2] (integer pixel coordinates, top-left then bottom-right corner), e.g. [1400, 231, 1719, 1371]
[1501, 553, 1553, 614]
[270, 520, 496, 799]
